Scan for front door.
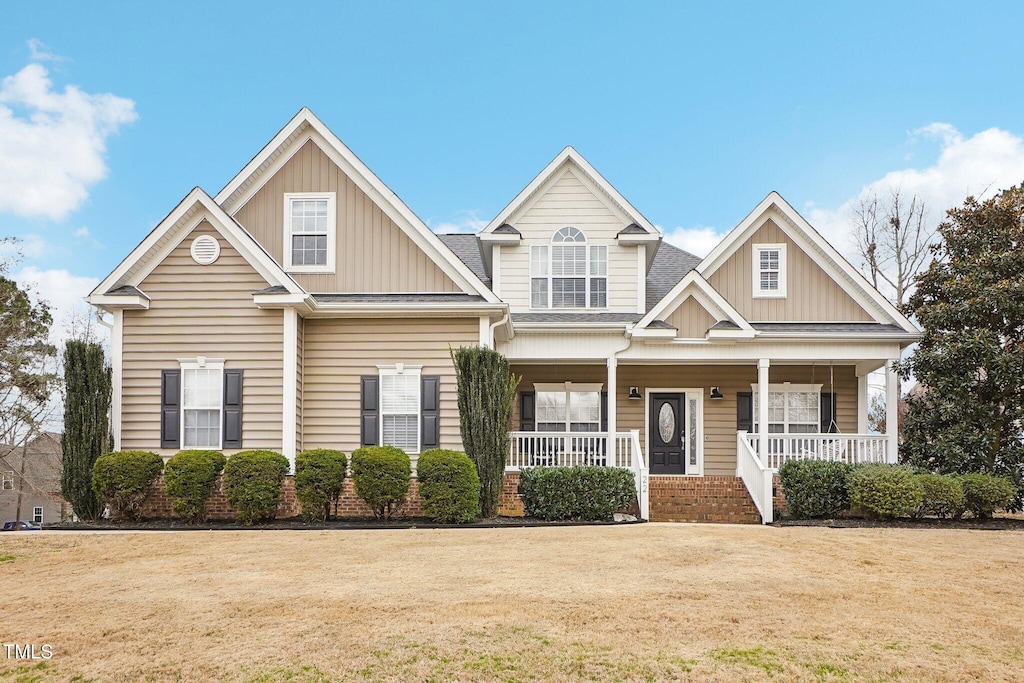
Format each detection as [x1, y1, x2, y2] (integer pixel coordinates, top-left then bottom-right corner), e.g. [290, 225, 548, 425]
[650, 393, 686, 474]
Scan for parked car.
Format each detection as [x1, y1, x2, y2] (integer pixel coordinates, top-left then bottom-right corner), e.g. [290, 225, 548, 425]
[2, 520, 41, 531]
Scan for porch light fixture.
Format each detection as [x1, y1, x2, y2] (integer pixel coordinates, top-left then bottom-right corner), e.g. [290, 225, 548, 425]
[710, 387, 724, 400]
[628, 387, 641, 400]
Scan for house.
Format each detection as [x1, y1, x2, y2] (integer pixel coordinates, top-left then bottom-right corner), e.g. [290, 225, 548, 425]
[0, 432, 68, 525]
[86, 109, 919, 523]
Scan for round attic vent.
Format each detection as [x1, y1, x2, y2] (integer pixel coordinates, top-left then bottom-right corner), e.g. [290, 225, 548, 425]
[190, 235, 220, 265]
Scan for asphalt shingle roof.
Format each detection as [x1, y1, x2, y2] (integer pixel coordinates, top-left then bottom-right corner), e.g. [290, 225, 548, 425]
[437, 234, 491, 287]
[312, 293, 486, 304]
[645, 242, 702, 312]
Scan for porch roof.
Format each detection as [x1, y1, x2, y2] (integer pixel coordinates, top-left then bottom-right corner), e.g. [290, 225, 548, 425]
[750, 322, 909, 335]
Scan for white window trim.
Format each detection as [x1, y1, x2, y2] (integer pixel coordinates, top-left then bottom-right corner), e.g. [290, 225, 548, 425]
[534, 381, 604, 432]
[750, 382, 822, 433]
[32, 507, 43, 524]
[752, 243, 787, 298]
[377, 364, 423, 454]
[180, 358, 225, 450]
[283, 192, 337, 273]
[530, 229, 608, 310]
[1, 471, 14, 491]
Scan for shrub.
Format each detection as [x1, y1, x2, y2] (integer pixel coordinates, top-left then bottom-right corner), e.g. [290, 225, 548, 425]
[519, 466, 636, 521]
[777, 460, 853, 519]
[417, 448, 480, 524]
[913, 473, 964, 519]
[849, 464, 923, 519]
[958, 473, 1016, 519]
[92, 450, 164, 520]
[294, 449, 348, 522]
[351, 446, 411, 522]
[164, 450, 227, 523]
[222, 450, 290, 525]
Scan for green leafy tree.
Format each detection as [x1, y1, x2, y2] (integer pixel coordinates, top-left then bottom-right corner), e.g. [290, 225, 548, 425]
[61, 341, 112, 520]
[898, 185, 1024, 508]
[451, 346, 520, 518]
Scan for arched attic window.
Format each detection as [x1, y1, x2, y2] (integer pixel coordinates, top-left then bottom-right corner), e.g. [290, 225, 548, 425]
[530, 227, 607, 309]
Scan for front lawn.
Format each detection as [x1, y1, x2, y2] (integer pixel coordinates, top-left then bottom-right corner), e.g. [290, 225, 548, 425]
[1, 524, 1021, 682]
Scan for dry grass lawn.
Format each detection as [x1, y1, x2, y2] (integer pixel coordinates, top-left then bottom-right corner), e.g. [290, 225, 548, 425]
[1, 524, 1022, 682]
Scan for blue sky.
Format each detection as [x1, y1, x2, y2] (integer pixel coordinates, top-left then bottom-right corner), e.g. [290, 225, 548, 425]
[3, 1, 1024, 332]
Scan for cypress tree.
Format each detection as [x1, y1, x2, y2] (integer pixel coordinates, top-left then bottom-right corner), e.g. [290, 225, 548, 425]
[451, 346, 520, 517]
[61, 341, 112, 520]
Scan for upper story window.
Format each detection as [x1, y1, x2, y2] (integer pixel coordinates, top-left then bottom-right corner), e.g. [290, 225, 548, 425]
[530, 227, 608, 309]
[181, 361, 224, 449]
[1, 471, 13, 490]
[284, 192, 336, 273]
[752, 243, 786, 298]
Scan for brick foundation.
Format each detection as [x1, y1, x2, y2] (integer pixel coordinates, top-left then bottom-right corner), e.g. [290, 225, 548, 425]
[649, 475, 761, 523]
[498, 472, 525, 517]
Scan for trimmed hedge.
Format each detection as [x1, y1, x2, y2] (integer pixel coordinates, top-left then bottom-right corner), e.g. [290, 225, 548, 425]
[351, 446, 411, 522]
[417, 448, 480, 524]
[913, 473, 964, 519]
[849, 464, 923, 520]
[92, 450, 164, 520]
[294, 449, 348, 522]
[778, 460, 853, 519]
[223, 450, 290, 525]
[164, 450, 226, 523]
[519, 466, 636, 521]
[958, 473, 1015, 519]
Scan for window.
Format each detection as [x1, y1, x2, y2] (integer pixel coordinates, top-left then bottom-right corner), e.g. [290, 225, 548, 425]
[32, 507, 43, 524]
[181, 361, 224, 449]
[284, 192, 336, 272]
[379, 366, 421, 453]
[753, 243, 786, 297]
[535, 383, 602, 432]
[752, 384, 820, 433]
[1, 471, 13, 490]
[531, 228, 608, 309]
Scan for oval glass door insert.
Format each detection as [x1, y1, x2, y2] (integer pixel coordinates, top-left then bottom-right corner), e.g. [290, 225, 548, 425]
[658, 402, 676, 444]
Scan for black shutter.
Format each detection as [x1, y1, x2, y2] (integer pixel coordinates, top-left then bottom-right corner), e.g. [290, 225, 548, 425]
[360, 376, 379, 446]
[820, 392, 838, 434]
[223, 370, 243, 449]
[520, 391, 535, 431]
[160, 370, 180, 449]
[601, 391, 608, 432]
[421, 375, 440, 449]
[737, 391, 753, 433]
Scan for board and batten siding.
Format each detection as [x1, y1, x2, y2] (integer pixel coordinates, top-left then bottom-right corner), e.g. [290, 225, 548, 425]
[511, 363, 857, 477]
[708, 218, 874, 322]
[665, 297, 717, 338]
[301, 317, 479, 456]
[233, 139, 461, 293]
[500, 167, 640, 312]
[121, 223, 284, 456]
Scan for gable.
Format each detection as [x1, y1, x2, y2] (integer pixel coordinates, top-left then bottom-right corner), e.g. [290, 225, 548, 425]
[706, 218, 874, 322]
[664, 296, 718, 338]
[511, 166, 629, 240]
[233, 139, 461, 294]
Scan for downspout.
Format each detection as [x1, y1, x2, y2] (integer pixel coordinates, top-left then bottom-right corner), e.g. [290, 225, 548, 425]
[487, 309, 510, 349]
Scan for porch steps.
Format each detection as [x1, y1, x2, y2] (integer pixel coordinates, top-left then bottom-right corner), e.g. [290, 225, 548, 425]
[649, 476, 761, 524]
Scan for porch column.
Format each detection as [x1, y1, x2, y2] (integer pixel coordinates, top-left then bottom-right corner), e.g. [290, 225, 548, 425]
[606, 356, 617, 466]
[857, 371, 869, 434]
[757, 358, 770, 460]
[885, 360, 899, 463]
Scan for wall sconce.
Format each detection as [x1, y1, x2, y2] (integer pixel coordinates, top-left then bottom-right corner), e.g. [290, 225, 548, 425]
[628, 387, 641, 400]
[710, 387, 724, 400]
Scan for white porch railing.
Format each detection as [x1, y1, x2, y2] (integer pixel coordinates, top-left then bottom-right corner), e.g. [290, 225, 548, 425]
[736, 431, 774, 524]
[743, 433, 891, 469]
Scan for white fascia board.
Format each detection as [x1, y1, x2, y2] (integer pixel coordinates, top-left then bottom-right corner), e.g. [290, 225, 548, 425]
[253, 293, 311, 309]
[84, 294, 150, 310]
[630, 327, 678, 338]
[697, 192, 918, 333]
[636, 270, 752, 332]
[752, 331, 920, 344]
[304, 301, 507, 319]
[214, 109, 499, 304]
[706, 328, 757, 339]
[616, 233, 660, 245]
[479, 232, 521, 244]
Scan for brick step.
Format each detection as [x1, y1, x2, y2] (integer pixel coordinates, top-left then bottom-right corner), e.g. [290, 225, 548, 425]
[649, 475, 761, 524]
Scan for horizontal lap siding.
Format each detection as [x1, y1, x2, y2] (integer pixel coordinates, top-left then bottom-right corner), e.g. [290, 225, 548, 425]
[233, 139, 460, 293]
[122, 224, 283, 456]
[296, 315, 304, 453]
[302, 317, 478, 457]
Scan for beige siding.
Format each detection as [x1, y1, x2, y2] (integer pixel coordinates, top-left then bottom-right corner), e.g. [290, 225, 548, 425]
[708, 219, 873, 322]
[665, 297, 717, 338]
[302, 317, 479, 456]
[122, 223, 284, 456]
[296, 315, 304, 453]
[234, 139, 461, 293]
[511, 363, 857, 477]
[500, 167, 640, 312]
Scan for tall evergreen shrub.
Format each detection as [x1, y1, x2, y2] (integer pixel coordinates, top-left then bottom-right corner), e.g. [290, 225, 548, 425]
[61, 340, 112, 520]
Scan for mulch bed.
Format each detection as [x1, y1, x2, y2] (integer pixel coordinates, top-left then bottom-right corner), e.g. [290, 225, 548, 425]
[777, 516, 1024, 530]
[47, 516, 643, 531]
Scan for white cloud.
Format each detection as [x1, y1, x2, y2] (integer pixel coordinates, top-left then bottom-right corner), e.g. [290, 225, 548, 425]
[806, 124, 1024, 261]
[73, 226, 89, 238]
[0, 58, 137, 220]
[13, 266, 105, 346]
[431, 209, 488, 234]
[661, 225, 724, 258]
[26, 38, 66, 63]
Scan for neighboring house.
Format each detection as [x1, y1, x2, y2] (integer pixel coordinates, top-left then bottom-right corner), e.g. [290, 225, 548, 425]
[86, 109, 918, 523]
[0, 432, 68, 525]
